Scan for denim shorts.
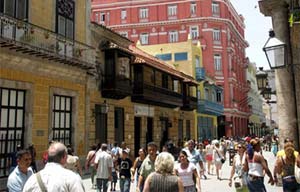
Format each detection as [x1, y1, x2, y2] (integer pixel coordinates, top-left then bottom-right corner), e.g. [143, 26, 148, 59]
[246, 175, 266, 192]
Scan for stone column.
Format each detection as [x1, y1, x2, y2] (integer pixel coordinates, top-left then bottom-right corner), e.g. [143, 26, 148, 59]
[259, 0, 299, 149]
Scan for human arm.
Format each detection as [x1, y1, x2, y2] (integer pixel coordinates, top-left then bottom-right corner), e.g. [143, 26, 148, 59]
[142, 173, 152, 192]
[137, 175, 143, 192]
[193, 168, 201, 192]
[177, 177, 184, 192]
[260, 155, 274, 185]
[131, 158, 138, 181]
[76, 158, 83, 176]
[273, 157, 281, 184]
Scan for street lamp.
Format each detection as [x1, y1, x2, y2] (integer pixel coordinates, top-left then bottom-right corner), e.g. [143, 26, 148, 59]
[263, 30, 287, 69]
[100, 100, 109, 114]
[256, 67, 268, 91]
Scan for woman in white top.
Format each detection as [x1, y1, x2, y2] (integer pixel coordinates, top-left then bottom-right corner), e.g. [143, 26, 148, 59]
[213, 142, 224, 180]
[229, 143, 248, 192]
[243, 139, 274, 192]
[175, 150, 201, 192]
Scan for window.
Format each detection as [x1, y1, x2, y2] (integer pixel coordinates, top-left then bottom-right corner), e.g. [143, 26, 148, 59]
[139, 8, 148, 19]
[190, 26, 199, 39]
[213, 29, 221, 43]
[214, 54, 222, 71]
[197, 90, 201, 101]
[216, 90, 222, 103]
[175, 52, 188, 61]
[95, 12, 99, 23]
[100, 12, 105, 22]
[0, 0, 28, 19]
[195, 56, 201, 68]
[212, 90, 216, 102]
[169, 31, 178, 43]
[52, 95, 72, 145]
[140, 33, 149, 45]
[156, 54, 172, 61]
[190, 2, 196, 15]
[56, 0, 75, 39]
[121, 9, 126, 20]
[173, 79, 179, 92]
[168, 5, 177, 17]
[204, 88, 209, 100]
[0, 88, 25, 177]
[212, 2, 220, 16]
[162, 74, 168, 89]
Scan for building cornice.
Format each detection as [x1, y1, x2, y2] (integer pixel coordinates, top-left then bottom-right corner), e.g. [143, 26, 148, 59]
[109, 16, 248, 47]
[259, 0, 289, 16]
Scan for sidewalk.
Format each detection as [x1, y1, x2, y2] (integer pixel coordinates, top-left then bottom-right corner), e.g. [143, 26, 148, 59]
[82, 150, 282, 192]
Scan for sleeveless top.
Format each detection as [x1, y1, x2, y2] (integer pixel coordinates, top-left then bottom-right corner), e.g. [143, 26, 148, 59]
[136, 158, 143, 175]
[281, 157, 295, 177]
[248, 158, 264, 177]
[175, 162, 196, 187]
[149, 172, 179, 192]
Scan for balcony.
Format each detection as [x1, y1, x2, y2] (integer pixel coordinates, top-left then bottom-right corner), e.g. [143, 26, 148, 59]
[132, 82, 183, 108]
[0, 14, 95, 70]
[197, 99, 224, 116]
[195, 67, 205, 81]
[181, 96, 197, 111]
[102, 75, 132, 99]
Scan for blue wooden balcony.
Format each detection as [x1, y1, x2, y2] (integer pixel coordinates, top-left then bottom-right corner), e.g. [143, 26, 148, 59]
[195, 67, 205, 81]
[197, 99, 224, 116]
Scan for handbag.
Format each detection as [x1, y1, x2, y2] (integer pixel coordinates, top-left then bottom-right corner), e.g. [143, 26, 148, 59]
[295, 164, 300, 184]
[234, 176, 243, 189]
[216, 149, 225, 164]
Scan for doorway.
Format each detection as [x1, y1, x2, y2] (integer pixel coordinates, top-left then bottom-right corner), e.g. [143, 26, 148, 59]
[146, 117, 153, 144]
[134, 117, 141, 157]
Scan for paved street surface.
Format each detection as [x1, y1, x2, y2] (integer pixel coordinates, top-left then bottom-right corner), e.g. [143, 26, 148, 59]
[82, 150, 282, 192]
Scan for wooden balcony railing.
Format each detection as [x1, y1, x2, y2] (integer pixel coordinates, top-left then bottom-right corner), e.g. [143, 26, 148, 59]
[0, 14, 95, 70]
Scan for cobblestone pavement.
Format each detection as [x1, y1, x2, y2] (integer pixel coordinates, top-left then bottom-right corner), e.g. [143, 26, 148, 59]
[82, 150, 282, 192]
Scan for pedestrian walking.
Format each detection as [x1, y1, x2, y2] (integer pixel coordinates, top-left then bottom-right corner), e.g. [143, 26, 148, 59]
[229, 143, 249, 192]
[23, 142, 85, 192]
[205, 141, 214, 175]
[143, 152, 184, 192]
[28, 144, 37, 173]
[137, 142, 158, 192]
[213, 142, 225, 180]
[117, 149, 132, 192]
[85, 144, 97, 189]
[8, 144, 22, 174]
[244, 139, 274, 192]
[274, 142, 300, 191]
[65, 146, 83, 176]
[7, 150, 33, 192]
[94, 143, 113, 192]
[182, 140, 205, 177]
[131, 147, 146, 189]
[175, 150, 201, 192]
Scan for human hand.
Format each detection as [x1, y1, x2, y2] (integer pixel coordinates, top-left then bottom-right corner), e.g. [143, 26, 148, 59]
[228, 180, 232, 187]
[268, 178, 274, 185]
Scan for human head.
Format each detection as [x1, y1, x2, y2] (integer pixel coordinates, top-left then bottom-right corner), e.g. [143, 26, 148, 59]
[139, 148, 147, 157]
[16, 150, 32, 173]
[178, 150, 188, 163]
[154, 152, 174, 174]
[250, 139, 261, 151]
[101, 143, 108, 151]
[47, 142, 67, 164]
[147, 142, 158, 157]
[67, 146, 74, 155]
[122, 149, 129, 159]
[187, 140, 195, 151]
[237, 143, 246, 154]
[90, 144, 97, 150]
[284, 141, 295, 160]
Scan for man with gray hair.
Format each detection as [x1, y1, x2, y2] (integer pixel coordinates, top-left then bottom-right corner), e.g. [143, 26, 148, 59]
[23, 142, 85, 192]
[94, 143, 113, 192]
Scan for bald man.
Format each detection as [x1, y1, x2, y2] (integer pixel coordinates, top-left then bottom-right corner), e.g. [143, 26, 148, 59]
[23, 142, 85, 192]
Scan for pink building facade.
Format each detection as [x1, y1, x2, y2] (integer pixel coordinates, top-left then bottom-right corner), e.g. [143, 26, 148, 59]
[91, 0, 250, 137]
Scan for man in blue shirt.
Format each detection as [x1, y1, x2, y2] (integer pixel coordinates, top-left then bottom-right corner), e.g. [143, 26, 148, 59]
[7, 150, 33, 192]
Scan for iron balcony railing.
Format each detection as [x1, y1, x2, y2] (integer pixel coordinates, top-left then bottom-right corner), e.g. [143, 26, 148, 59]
[197, 99, 224, 116]
[0, 13, 95, 70]
[195, 67, 205, 81]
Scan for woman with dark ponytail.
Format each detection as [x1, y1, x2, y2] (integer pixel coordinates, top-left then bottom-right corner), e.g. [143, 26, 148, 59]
[243, 139, 274, 192]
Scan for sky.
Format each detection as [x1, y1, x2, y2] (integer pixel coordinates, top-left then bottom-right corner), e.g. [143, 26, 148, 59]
[230, 0, 273, 69]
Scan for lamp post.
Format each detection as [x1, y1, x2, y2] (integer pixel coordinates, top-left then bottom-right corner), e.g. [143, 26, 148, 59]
[262, 29, 299, 149]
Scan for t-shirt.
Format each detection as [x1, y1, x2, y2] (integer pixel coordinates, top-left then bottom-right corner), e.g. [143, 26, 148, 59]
[175, 162, 196, 187]
[94, 151, 113, 179]
[118, 157, 132, 178]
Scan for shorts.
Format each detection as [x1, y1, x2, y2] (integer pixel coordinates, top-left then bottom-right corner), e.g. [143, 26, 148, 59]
[206, 154, 213, 161]
[112, 171, 118, 182]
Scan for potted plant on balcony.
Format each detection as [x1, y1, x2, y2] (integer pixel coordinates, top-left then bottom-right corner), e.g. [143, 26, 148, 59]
[289, 7, 300, 27]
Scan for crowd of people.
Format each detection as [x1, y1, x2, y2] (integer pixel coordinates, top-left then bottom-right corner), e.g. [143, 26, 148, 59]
[6, 136, 300, 192]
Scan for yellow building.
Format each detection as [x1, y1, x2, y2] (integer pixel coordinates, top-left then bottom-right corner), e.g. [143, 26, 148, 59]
[137, 36, 224, 141]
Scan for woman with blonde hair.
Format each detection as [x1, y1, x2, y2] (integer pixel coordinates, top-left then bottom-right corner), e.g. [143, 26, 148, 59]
[274, 142, 300, 192]
[143, 152, 184, 192]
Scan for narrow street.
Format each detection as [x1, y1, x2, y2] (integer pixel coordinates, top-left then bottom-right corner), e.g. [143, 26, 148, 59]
[82, 150, 282, 192]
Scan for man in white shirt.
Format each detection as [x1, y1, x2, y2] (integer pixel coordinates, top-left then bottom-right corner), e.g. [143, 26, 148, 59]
[94, 143, 113, 192]
[23, 142, 85, 192]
